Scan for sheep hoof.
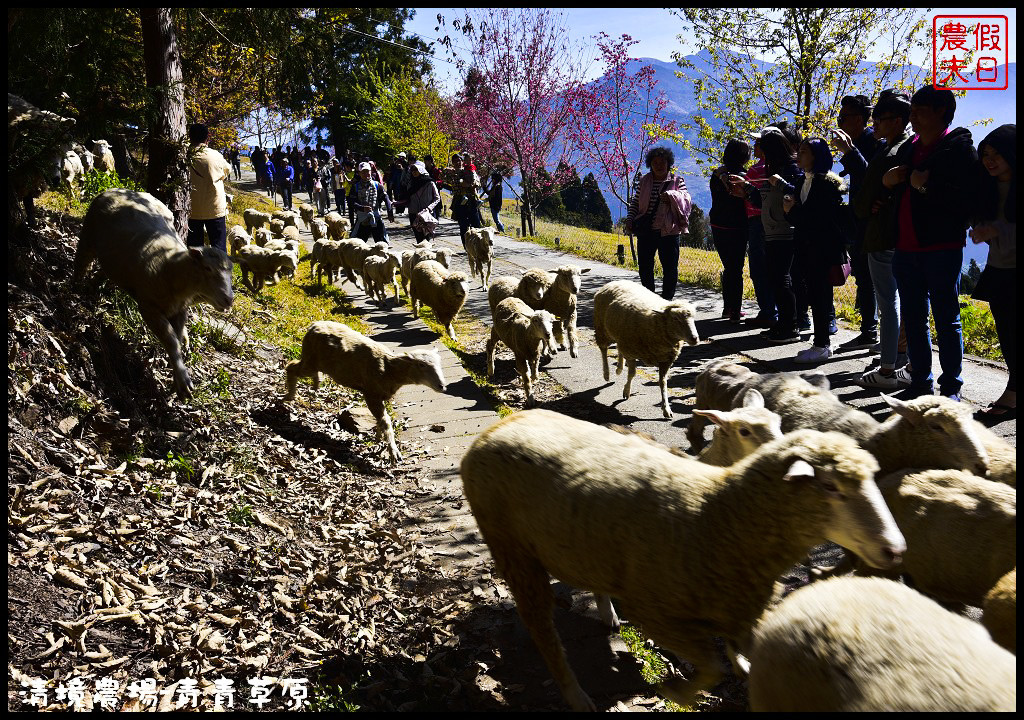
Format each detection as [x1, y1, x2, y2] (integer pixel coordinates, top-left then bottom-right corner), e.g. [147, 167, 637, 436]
[570, 349, 578, 359]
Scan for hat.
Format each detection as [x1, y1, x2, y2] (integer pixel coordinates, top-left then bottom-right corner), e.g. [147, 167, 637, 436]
[397, 152, 407, 158]
[411, 161, 427, 175]
[358, 162, 371, 172]
[873, 89, 911, 118]
[751, 126, 784, 140]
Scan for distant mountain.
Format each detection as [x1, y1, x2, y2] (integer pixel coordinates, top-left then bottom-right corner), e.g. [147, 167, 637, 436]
[583, 51, 1016, 254]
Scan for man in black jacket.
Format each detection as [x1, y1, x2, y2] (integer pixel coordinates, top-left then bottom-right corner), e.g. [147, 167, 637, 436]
[883, 85, 978, 402]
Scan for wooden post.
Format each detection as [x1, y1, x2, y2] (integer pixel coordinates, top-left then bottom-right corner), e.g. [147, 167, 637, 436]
[617, 244, 626, 265]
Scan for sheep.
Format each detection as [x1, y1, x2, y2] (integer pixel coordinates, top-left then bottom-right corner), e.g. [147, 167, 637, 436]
[460, 413, 905, 711]
[826, 468, 1015, 608]
[72, 142, 95, 173]
[310, 239, 339, 285]
[269, 218, 286, 237]
[252, 227, 273, 247]
[688, 362, 995, 481]
[464, 226, 495, 287]
[487, 271, 549, 316]
[281, 225, 300, 244]
[400, 246, 451, 297]
[540, 265, 591, 358]
[747, 576, 1016, 711]
[310, 219, 328, 242]
[72, 189, 234, 400]
[243, 208, 272, 235]
[284, 321, 447, 463]
[410, 260, 469, 341]
[272, 209, 298, 230]
[692, 389, 783, 466]
[593, 280, 700, 419]
[982, 568, 1016, 653]
[59, 149, 85, 195]
[324, 211, 351, 241]
[90, 139, 115, 173]
[339, 239, 388, 289]
[362, 252, 402, 306]
[486, 298, 557, 407]
[971, 422, 1016, 487]
[234, 245, 295, 293]
[298, 203, 315, 229]
[227, 224, 251, 256]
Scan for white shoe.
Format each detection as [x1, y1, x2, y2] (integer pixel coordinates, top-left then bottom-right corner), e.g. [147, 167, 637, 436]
[893, 365, 913, 387]
[794, 346, 833, 364]
[857, 368, 898, 390]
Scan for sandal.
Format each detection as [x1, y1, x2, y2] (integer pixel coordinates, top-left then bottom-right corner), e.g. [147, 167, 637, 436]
[976, 402, 1017, 419]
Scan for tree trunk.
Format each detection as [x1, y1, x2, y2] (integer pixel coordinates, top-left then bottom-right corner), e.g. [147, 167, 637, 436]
[141, 8, 189, 241]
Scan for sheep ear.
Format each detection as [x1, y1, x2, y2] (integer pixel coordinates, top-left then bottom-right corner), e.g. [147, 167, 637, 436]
[742, 388, 765, 409]
[881, 392, 920, 423]
[784, 459, 815, 482]
[188, 247, 204, 261]
[692, 408, 732, 427]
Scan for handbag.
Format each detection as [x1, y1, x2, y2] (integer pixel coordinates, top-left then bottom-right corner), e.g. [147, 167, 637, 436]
[829, 251, 852, 287]
[413, 209, 438, 235]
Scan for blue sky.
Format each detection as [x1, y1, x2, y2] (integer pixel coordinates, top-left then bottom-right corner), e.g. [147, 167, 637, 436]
[406, 8, 1017, 92]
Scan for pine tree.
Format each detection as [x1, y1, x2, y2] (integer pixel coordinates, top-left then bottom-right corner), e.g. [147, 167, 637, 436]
[581, 173, 613, 232]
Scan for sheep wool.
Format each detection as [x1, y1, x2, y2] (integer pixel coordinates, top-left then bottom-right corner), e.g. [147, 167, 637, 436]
[486, 297, 556, 406]
[982, 567, 1016, 653]
[410, 260, 469, 341]
[748, 576, 1016, 711]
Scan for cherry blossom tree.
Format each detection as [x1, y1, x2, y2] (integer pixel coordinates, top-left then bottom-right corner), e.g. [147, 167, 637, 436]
[443, 9, 588, 236]
[570, 33, 677, 262]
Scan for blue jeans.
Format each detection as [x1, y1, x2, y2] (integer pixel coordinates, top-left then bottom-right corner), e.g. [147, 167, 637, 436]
[280, 181, 292, 209]
[637, 231, 680, 299]
[747, 220, 775, 320]
[186, 216, 227, 253]
[868, 249, 900, 369]
[893, 248, 964, 395]
[490, 203, 505, 233]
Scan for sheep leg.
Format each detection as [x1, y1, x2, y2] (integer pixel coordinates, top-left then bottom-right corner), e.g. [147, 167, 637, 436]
[446, 321, 457, 342]
[169, 309, 189, 357]
[486, 331, 499, 377]
[494, 547, 596, 712]
[616, 353, 625, 376]
[366, 397, 401, 463]
[552, 319, 567, 351]
[622, 359, 636, 400]
[411, 294, 420, 318]
[596, 594, 621, 630]
[567, 313, 579, 358]
[517, 356, 535, 407]
[651, 631, 723, 709]
[283, 361, 303, 401]
[600, 345, 610, 381]
[658, 362, 673, 418]
[138, 302, 192, 400]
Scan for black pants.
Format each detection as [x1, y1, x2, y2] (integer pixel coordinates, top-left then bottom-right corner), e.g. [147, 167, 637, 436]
[798, 250, 836, 347]
[977, 266, 1016, 392]
[186, 217, 227, 254]
[711, 224, 747, 312]
[766, 238, 797, 332]
[850, 249, 877, 334]
[637, 231, 680, 300]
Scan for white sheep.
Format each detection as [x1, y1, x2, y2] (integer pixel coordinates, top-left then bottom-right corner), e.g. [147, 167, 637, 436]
[243, 208, 272, 235]
[747, 576, 1016, 711]
[324, 211, 351, 241]
[692, 389, 783, 466]
[269, 218, 285, 237]
[59, 149, 85, 195]
[460, 412, 905, 711]
[339, 239, 387, 290]
[540, 265, 591, 358]
[400, 246, 451, 297]
[410, 260, 469, 341]
[593, 280, 700, 418]
[72, 189, 234, 400]
[829, 468, 1015, 608]
[982, 568, 1015, 653]
[251, 227, 273, 247]
[310, 239, 338, 284]
[227, 224, 251, 256]
[362, 252, 402, 306]
[486, 297, 557, 407]
[90, 139, 115, 173]
[310, 219, 328, 242]
[464, 226, 495, 287]
[235, 245, 295, 293]
[298, 203, 315, 230]
[72, 142, 95, 173]
[284, 321, 447, 463]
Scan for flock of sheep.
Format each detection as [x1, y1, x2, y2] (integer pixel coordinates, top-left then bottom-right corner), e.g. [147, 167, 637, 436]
[71, 188, 1016, 711]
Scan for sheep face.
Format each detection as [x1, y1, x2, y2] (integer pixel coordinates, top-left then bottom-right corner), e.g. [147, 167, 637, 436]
[444, 274, 470, 301]
[881, 394, 990, 477]
[520, 275, 546, 304]
[784, 440, 904, 570]
[531, 310, 557, 348]
[411, 349, 447, 393]
[554, 266, 589, 294]
[666, 303, 700, 345]
[434, 249, 451, 269]
[694, 390, 782, 459]
[189, 247, 234, 311]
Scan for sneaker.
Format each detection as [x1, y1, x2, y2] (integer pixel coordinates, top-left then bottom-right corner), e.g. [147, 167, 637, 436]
[839, 332, 878, 350]
[729, 311, 745, 324]
[829, 319, 839, 335]
[798, 316, 812, 332]
[857, 368, 898, 390]
[747, 315, 775, 329]
[943, 392, 962, 403]
[764, 327, 800, 344]
[795, 345, 833, 364]
[893, 365, 913, 387]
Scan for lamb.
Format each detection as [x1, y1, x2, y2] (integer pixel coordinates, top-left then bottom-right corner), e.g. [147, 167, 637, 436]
[252, 227, 273, 247]
[324, 211, 351, 241]
[982, 568, 1016, 653]
[747, 576, 1016, 711]
[464, 226, 495, 287]
[72, 189, 234, 400]
[269, 218, 286, 237]
[539, 265, 591, 358]
[227, 224, 251, 256]
[831, 468, 1015, 608]
[692, 389, 783, 466]
[400, 246, 450, 296]
[243, 208, 272, 234]
[90, 139, 115, 173]
[234, 245, 296, 293]
[460, 413, 905, 711]
[310, 239, 339, 284]
[362, 252, 402, 306]
[486, 270, 549, 317]
[310, 219, 328, 242]
[281, 225, 300, 244]
[284, 321, 447, 463]
[593, 280, 700, 418]
[272, 209, 298, 230]
[486, 298, 557, 406]
[339, 239, 388, 289]
[72, 142, 95, 173]
[298, 203, 315, 230]
[59, 149, 85, 195]
[410, 260, 469, 341]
